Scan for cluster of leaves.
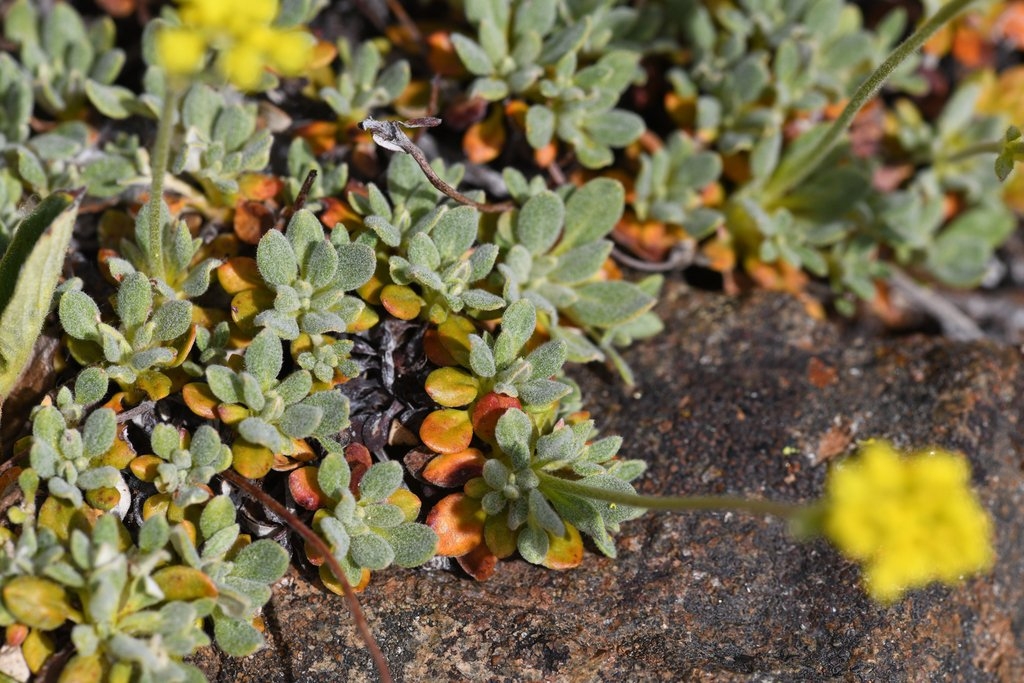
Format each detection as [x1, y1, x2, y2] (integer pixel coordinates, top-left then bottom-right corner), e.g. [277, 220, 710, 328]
[0, 0, 1020, 679]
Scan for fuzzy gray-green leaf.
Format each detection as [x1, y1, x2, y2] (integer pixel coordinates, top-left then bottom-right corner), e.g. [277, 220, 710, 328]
[302, 389, 350, 436]
[468, 334, 497, 378]
[556, 178, 624, 254]
[379, 524, 438, 567]
[566, 281, 655, 327]
[116, 272, 152, 329]
[152, 299, 193, 341]
[334, 242, 376, 291]
[279, 403, 323, 439]
[205, 365, 240, 404]
[494, 298, 535, 367]
[305, 239, 339, 289]
[517, 523, 549, 564]
[451, 34, 493, 76]
[0, 191, 78, 399]
[516, 191, 564, 255]
[551, 240, 613, 284]
[317, 452, 351, 500]
[81, 408, 116, 458]
[59, 289, 101, 340]
[231, 539, 289, 584]
[525, 105, 555, 149]
[244, 330, 283, 386]
[213, 616, 264, 658]
[358, 460, 404, 503]
[350, 532, 395, 570]
[256, 229, 298, 287]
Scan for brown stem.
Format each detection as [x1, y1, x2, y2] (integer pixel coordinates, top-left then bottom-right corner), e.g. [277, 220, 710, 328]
[384, 0, 424, 51]
[220, 470, 393, 683]
[361, 118, 516, 213]
[274, 170, 318, 232]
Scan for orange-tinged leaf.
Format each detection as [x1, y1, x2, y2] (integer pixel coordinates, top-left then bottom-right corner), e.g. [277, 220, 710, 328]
[319, 196, 363, 232]
[130, 455, 163, 482]
[420, 409, 473, 454]
[216, 403, 249, 425]
[533, 141, 557, 168]
[233, 200, 274, 245]
[345, 443, 373, 494]
[152, 566, 219, 601]
[355, 268, 386, 305]
[231, 440, 274, 479]
[93, 431, 135, 469]
[541, 522, 584, 570]
[483, 513, 517, 559]
[134, 370, 173, 401]
[423, 327, 458, 366]
[700, 237, 736, 273]
[142, 493, 171, 520]
[22, 629, 55, 674]
[425, 366, 479, 407]
[85, 486, 121, 512]
[3, 577, 71, 630]
[197, 233, 241, 262]
[5, 623, 28, 647]
[437, 314, 476, 367]
[230, 288, 275, 337]
[426, 493, 485, 556]
[422, 448, 486, 488]
[456, 541, 498, 581]
[380, 284, 423, 320]
[183, 382, 219, 419]
[218, 257, 263, 294]
[320, 564, 371, 595]
[470, 393, 522, 443]
[348, 305, 378, 333]
[274, 438, 316, 471]
[426, 31, 467, 77]
[237, 173, 284, 201]
[387, 488, 422, 522]
[38, 495, 94, 542]
[296, 120, 339, 155]
[463, 105, 505, 164]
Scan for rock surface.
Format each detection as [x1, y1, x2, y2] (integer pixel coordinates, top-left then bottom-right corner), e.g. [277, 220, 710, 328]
[195, 282, 1024, 681]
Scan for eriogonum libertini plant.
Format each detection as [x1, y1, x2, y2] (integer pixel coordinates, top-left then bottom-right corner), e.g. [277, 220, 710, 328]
[0, 0, 1011, 679]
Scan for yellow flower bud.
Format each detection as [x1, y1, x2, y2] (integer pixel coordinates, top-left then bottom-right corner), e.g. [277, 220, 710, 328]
[155, 27, 208, 76]
[267, 30, 316, 76]
[823, 441, 994, 604]
[220, 43, 266, 91]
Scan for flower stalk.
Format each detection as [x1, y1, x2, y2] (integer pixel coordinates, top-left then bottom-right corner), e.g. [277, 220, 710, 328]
[764, 0, 982, 204]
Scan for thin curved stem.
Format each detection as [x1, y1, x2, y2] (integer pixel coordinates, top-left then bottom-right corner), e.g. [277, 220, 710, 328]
[221, 470, 393, 683]
[537, 471, 803, 519]
[763, 0, 981, 204]
[146, 87, 180, 281]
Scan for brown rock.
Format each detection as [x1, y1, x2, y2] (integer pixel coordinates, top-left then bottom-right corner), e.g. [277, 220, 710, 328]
[196, 284, 1024, 681]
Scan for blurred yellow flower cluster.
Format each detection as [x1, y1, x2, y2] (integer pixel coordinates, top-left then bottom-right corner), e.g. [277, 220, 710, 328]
[155, 0, 314, 91]
[823, 441, 994, 604]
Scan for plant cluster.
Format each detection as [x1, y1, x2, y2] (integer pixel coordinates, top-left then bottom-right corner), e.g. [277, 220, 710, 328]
[0, 0, 1010, 680]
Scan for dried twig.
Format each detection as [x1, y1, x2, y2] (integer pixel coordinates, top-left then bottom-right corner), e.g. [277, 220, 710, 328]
[221, 469, 394, 683]
[274, 169, 318, 232]
[611, 242, 696, 273]
[888, 268, 985, 341]
[361, 117, 516, 213]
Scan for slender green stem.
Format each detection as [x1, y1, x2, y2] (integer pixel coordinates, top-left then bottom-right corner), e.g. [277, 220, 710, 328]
[764, 0, 981, 204]
[937, 140, 1002, 164]
[537, 472, 803, 519]
[146, 87, 180, 281]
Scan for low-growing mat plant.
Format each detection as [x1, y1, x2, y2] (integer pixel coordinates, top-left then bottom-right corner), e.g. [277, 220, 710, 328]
[0, 0, 1015, 679]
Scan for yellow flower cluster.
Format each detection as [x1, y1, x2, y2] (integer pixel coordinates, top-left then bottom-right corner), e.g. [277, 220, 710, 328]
[155, 0, 314, 91]
[823, 441, 994, 604]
